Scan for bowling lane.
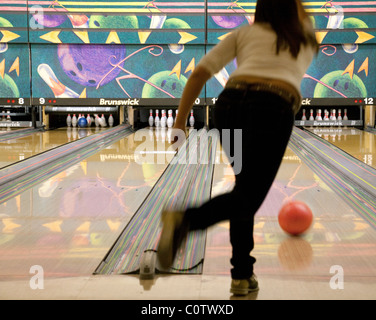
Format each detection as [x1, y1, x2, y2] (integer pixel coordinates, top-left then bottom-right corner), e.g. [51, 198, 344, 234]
[0, 127, 172, 281]
[0, 127, 106, 169]
[306, 127, 376, 169]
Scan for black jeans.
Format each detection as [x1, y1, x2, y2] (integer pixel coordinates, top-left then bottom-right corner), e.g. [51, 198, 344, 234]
[185, 88, 295, 279]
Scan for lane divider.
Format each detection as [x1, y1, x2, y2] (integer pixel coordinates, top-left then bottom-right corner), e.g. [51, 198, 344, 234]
[95, 128, 219, 275]
[290, 127, 376, 229]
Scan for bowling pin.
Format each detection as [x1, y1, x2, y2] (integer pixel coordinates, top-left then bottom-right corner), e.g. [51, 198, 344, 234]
[189, 110, 195, 127]
[175, 110, 178, 124]
[309, 109, 314, 121]
[324, 110, 329, 121]
[343, 109, 348, 121]
[162, 109, 167, 124]
[331, 109, 336, 121]
[100, 114, 107, 127]
[148, 109, 154, 127]
[37, 64, 79, 98]
[98, 116, 104, 127]
[86, 114, 92, 127]
[167, 110, 174, 128]
[109, 114, 114, 127]
[317, 109, 323, 121]
[155, 110, 160, 127]
[6, 111, 11, 122]
[161, 110, 167, 128]
[301, 109, 307, 121]
[337, 109, 342, 121]
[67, 114, 72, 127]
[95, 114, 100, 127]
[72, 114, 77, 127]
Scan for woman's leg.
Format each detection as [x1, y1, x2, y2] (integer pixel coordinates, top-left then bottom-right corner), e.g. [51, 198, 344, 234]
[185, 89, 295, 279]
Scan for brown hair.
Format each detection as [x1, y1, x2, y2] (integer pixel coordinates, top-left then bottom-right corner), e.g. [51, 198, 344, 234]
[254, 0, 319, 58]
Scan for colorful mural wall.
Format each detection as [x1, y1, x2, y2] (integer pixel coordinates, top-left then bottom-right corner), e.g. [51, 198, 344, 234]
[1, 0, 376, 106]
[0, 43, 30, 102]
[31, 44, 205, 101]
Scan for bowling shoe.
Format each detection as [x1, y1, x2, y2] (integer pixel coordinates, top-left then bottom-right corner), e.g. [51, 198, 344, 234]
[157, 210, 189, 270]
[230, 274, 259, 296]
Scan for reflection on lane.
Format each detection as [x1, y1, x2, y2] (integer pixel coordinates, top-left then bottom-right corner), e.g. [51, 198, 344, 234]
[0, 127, 107, 169]
[307, 127, 376, 169]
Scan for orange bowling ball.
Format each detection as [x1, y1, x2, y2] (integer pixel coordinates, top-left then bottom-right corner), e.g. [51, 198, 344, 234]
[278, 201, 313, 236]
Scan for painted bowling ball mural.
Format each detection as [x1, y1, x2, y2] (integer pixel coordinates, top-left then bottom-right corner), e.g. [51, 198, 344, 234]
[89, 15, 139, 29]
[314, 71, 367, 98]
[142, 71, 188, 98]
[57, 44, 127, 87]
[164, 18, 191, 29]
[0, 17, 13, 27]
[342, 44, 359, 54]
[32, 13, 67, 27]
[343, 18, 368, 29]
[0, 43, 8, 53]
[0, 74, 20, 97]
[211, 16, 246, 29]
